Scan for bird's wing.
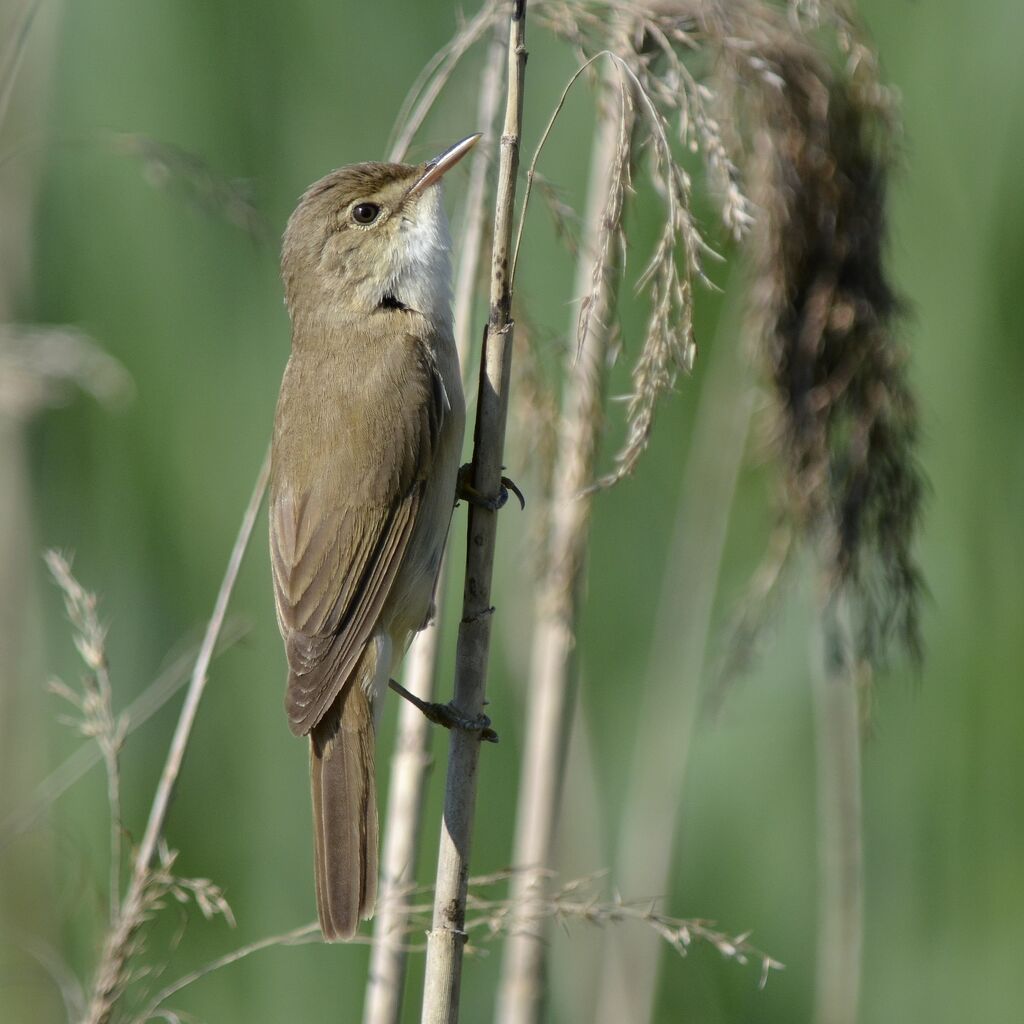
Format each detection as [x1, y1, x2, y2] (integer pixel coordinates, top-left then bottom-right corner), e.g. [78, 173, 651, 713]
[270, 338, 449, 737]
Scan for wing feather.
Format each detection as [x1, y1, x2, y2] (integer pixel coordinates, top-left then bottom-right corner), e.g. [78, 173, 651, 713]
[270, 336, 447, 737]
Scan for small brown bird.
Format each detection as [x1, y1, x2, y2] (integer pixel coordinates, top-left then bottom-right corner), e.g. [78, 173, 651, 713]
[270, 136, 476, 940]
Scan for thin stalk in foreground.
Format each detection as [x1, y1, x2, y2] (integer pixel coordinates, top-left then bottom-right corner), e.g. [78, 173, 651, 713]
[495, 40, 632, 1024]
[452, 20, 506, 368]
[386, 0, 501, 164]
[135, 923, 322, 1023]
[593, 289, 755, 1024]
[83, 448, 270, 1024]
[43, 550, 127, 931]
[363, 22, 507, 1024]
[812, 590, 864, 1024]
[93, 610, 122, 928]
[420, 3, 528, 1021]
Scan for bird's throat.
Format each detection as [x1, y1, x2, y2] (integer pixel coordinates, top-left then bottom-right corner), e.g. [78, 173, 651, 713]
[388, 186, 452, 329]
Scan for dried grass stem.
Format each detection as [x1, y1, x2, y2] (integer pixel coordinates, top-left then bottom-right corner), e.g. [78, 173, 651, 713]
[82, 449, 270, 1024]
[496, 25, 633, 1022]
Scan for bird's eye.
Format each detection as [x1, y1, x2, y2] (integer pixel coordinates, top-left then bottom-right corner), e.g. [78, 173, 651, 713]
[352, 202, 381, 225]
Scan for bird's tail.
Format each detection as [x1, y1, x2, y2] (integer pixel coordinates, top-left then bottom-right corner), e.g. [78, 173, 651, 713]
[309, 657, 378, 941]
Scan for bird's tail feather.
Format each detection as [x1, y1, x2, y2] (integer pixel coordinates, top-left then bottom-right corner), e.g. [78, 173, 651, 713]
[309, 661, 377, 941]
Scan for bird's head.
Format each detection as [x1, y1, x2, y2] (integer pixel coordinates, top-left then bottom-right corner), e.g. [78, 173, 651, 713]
[281, 133, 480, 330]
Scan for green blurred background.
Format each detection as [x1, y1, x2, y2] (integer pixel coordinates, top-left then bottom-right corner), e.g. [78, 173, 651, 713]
[2, 0, 1023, 1021]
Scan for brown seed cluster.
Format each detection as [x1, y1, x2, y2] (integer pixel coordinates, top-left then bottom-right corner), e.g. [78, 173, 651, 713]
[744, 45, 924, 662]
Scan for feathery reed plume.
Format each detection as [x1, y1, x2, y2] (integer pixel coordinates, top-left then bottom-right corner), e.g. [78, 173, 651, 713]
[420, 3, 529, 1020]
[106, 128, 276, 271]
[364, 20, 508, 1024]
[529, 0, 756, 490]
[738, 20, 921, 666]
[112, 134, 269, 241]
[531, 172, 580, 257]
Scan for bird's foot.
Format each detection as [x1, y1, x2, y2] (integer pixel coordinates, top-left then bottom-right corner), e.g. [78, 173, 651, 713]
[388, 679, 499, 743]
[456, 463, 525, 512]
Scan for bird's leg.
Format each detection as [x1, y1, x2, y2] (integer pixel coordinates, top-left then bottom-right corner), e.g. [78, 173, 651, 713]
[388, 679, 499, 743]
[456, 462, 526, 512]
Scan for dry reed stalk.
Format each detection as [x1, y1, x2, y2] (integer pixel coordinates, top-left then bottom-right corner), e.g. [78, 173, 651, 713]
[82, 449, 269, 1024]
[593, 286, 757, 1024]
[812, 591, 864, 1024]
[363, 21, 507, 1024]
[495, 22, 634, 1023]
[420, 3, 528, 1020]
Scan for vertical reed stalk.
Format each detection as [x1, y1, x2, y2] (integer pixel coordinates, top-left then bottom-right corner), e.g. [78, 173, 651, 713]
[363, 22, 507, 1024]
[594, 287, 754, 1024]
[812, 590, 864, 1024]
[420, 3, 528, 1020]
[451, 21, 506, 367]
[495, 29, 632, 1024]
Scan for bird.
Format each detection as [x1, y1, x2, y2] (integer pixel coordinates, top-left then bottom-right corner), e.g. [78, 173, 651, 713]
[269, 135, 477, 940]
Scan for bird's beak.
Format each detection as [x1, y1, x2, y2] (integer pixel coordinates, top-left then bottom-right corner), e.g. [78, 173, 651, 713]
[407, 133, 481, 198]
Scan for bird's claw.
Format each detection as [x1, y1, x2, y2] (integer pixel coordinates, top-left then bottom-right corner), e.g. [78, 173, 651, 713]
[389, 679, 499, 742]
[426, 702, 499, 743]
[456, 463, 525, 512]
[500, 475, 526, 511]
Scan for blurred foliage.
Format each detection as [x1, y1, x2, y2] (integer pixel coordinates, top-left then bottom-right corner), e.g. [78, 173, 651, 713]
[1, 0, 1023, 1022]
